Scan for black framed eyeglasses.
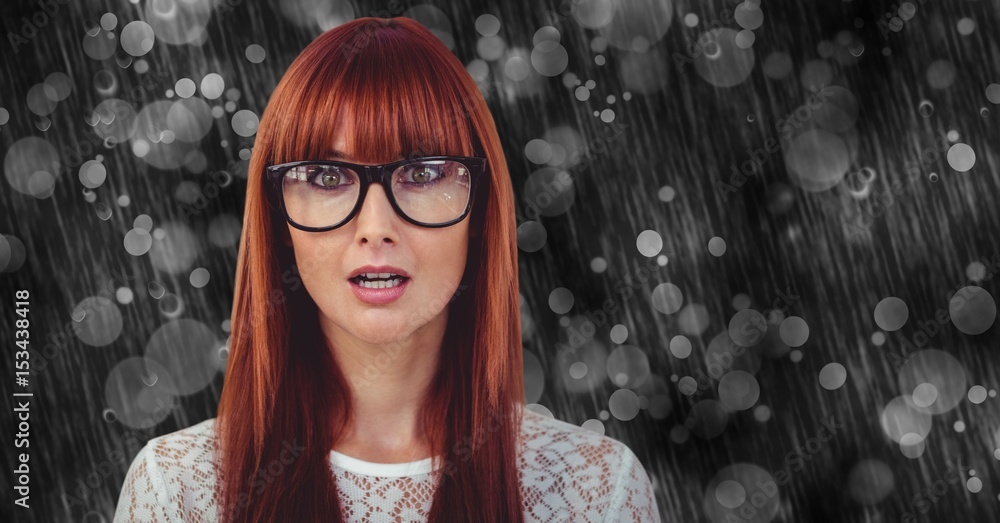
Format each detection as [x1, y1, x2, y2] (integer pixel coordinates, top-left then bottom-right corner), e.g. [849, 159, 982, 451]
[266, 156, 486, 232]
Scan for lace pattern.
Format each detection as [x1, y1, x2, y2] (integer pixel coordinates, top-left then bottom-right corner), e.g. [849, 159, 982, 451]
[113, 407, 661, 522]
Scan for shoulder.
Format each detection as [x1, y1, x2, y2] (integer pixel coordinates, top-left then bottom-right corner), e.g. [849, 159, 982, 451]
[113, 418, 219, 523]
[517, 408, 660, 522]
[519, 406, 630, 463]
[141, 417, 218, 472]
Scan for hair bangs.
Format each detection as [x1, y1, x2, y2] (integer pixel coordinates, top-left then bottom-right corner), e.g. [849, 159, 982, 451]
[270, 27, 479, 167]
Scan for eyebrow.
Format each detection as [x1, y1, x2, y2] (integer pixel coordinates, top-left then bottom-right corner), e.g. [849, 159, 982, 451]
[326, 150, 409, 163]
[326, 150, 353, 161]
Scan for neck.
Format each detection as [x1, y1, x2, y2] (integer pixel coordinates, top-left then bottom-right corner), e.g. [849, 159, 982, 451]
[319, 309, 447, 459]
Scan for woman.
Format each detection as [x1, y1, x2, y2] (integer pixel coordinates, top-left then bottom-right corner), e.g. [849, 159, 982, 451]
[114, 16, 660, 522]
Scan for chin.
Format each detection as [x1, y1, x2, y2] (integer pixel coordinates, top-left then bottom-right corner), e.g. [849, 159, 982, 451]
[351, 325, 409, 346]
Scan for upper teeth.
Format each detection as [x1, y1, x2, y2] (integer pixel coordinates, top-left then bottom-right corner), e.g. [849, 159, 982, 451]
[359, 272, 399, 279]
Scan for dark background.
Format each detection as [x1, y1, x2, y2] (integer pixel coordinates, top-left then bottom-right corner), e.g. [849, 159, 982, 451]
[2, 0, 999, 522]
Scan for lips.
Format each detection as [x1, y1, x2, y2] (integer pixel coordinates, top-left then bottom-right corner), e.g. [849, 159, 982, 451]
[348, 273, 411, 305]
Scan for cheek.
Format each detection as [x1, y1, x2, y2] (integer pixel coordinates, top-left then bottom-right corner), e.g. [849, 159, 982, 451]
[288, 236, 343, 291]
[421, 231, 469, 285]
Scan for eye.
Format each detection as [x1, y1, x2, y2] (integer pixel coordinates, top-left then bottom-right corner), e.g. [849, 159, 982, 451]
[404, 164, 443, 184]
[310, 165, 350, 188]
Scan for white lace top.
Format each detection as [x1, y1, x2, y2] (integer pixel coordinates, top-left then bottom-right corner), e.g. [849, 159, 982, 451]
[113, 407, 661, 522]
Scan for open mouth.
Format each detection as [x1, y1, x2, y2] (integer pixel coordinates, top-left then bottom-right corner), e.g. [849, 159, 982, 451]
[348, 274, 411, 289]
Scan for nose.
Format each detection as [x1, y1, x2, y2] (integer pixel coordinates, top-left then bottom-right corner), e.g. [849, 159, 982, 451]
[354, 183, 399, 245]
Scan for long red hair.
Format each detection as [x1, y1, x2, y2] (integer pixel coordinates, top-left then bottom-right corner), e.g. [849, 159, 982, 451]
[216, 16, 525, 522]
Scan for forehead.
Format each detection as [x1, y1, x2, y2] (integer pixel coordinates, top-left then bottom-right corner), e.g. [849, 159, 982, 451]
[324, 114, 352, 160]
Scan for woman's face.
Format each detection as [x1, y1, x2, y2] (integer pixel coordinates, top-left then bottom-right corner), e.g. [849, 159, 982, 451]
[285, 126, 471, 349]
